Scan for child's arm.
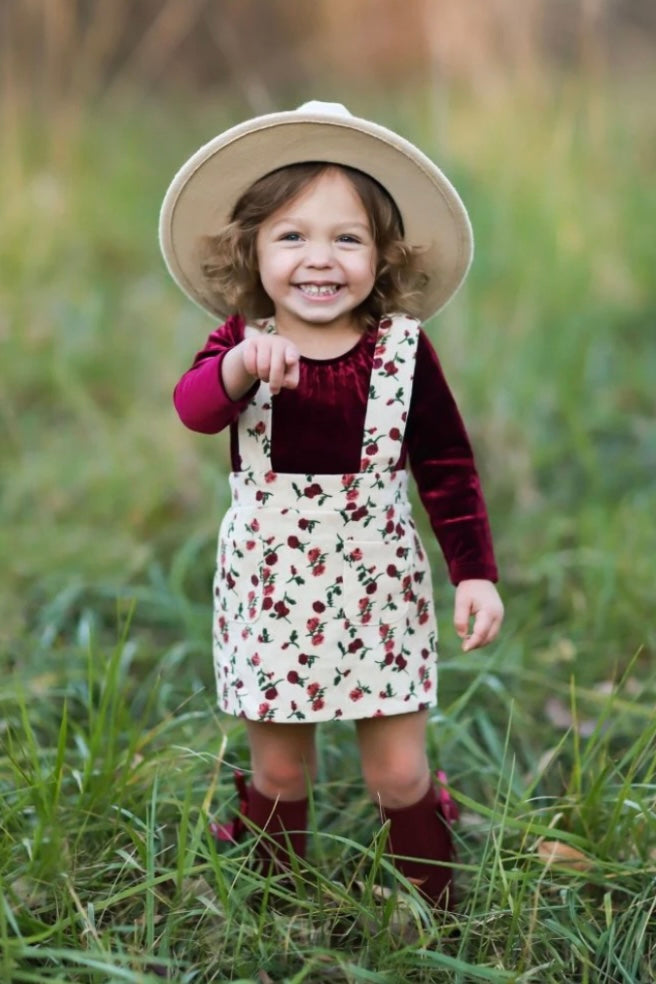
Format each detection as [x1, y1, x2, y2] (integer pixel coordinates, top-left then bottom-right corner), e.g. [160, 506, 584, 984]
[407, 330, 503, 649]
[173, 317, 300, 433]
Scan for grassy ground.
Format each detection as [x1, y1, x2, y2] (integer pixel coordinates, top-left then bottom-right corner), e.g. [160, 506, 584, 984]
[1, 80, 656, 981]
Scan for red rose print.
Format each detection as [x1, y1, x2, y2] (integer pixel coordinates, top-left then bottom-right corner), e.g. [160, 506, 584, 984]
[252, 654, 261, 666]
[383, 360, 398, 375]
[348, 639, 363, 653]
[389, 427, 401, 440]
[273, 601, 290, 617]
[246, 540, 257, 550]
[304, 483, 323, 498]
[312, 698, 325, 711]
[312, 601, 326, 613]
[265, 552, 278, 565]
[299, 653, 308, 665]
[311, 633, 324, 646]
[349, 688, 364, 701]
[306, 617, 320, 633]
[254, 422, 266, 434]
[307, 682, 320, 697]
[366, 443, 378, 455]
[287, 670, 300, 684]
[366, 582, 377, 595]
[258, 702, 270, 716]
[251, 518, 260, 532]
[308, 547, 321, 563]
[262, 597, 273, 610]
[312, 564, 326, 577]
[264, 470, 276, 483]
[386, 564, 398, 576]
[298, 518, 309, 530]
[350, 548, 363, 561]
[265, 687, 278, 700]
[395, 655, 407, 669]
[287, 535, 300, 548]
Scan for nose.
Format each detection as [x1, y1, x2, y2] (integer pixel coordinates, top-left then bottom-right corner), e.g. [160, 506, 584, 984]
[304, 240, 334, 267]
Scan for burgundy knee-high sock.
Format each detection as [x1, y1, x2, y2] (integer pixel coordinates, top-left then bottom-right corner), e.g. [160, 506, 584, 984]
[210, 771, 308, 871]
[246, 784, 308, 872]
[383, 779, 457, 910]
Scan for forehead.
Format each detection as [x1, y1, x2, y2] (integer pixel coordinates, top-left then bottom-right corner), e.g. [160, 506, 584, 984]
[271, 167, 370, 220]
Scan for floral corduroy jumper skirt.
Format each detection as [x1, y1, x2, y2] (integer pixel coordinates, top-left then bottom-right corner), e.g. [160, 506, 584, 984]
[213, 313, 439, 723]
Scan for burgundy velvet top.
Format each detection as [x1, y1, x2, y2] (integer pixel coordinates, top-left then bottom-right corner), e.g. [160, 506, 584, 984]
[173, 314, 498, 586]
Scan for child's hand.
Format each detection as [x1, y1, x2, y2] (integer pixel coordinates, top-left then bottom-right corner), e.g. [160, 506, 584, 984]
[241, 334, 300, 395]
[453, 579, 504, 652]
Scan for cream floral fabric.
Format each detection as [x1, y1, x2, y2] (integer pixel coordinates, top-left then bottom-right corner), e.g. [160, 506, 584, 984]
[213, 313, 438, 721]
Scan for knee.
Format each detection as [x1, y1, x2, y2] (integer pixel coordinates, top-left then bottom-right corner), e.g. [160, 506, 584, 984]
[253, 754, 316, 800]
[362, 751, 430, 808]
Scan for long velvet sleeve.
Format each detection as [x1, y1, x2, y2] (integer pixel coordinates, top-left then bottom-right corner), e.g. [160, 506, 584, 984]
[406, 331, 498, 585]
[172, 314, 259, 433]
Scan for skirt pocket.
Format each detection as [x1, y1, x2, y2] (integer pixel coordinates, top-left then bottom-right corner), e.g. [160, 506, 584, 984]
[342, 532, 412, 625]
[214, 510, 263, 623]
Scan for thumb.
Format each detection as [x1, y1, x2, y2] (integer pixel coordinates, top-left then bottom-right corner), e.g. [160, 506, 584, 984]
[453, 591, 472, 638]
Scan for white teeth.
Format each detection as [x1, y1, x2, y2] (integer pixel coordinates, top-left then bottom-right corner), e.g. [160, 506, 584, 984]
[298, 284, 340, 297]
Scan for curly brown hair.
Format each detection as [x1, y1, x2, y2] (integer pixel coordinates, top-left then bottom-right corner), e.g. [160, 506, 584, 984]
[199, 162, 427, 327]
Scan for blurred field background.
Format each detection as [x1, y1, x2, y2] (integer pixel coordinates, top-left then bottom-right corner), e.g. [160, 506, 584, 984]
[1, 1, 656, 981]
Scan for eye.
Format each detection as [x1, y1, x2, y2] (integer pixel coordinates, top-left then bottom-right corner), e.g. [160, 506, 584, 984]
[337, 234, 361, 244]
[279, 232, 302, 242]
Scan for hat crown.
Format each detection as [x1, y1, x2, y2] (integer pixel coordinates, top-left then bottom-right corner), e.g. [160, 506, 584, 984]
[296, 100, 352, 119]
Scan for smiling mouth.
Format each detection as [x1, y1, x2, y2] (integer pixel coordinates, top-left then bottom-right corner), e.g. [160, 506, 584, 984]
[296, 283, 342, 297]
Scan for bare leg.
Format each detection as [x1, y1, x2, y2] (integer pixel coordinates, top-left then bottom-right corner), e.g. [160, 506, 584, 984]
[356, 710, 431, 808]
[245, 719, 317, 800]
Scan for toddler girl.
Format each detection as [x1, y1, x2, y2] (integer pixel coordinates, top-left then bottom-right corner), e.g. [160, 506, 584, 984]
[160, 101, 504, 910]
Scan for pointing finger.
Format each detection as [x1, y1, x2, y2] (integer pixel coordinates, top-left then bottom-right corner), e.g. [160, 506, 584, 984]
[282, 344, 300, 389]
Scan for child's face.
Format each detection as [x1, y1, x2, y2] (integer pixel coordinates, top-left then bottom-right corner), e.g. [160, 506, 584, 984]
[255, 168, 377, 333]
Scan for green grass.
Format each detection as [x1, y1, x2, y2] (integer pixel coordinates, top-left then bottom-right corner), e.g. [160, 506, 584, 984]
[1, 79, 656, 981]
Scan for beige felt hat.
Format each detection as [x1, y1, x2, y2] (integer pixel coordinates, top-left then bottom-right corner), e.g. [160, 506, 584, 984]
[159, 100, 473, 322]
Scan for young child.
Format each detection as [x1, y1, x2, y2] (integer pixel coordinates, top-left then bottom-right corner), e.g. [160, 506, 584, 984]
[160, 101, 504, 910]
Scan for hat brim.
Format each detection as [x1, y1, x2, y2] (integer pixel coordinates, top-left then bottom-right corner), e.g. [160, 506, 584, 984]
[159, 109, 473, 322]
